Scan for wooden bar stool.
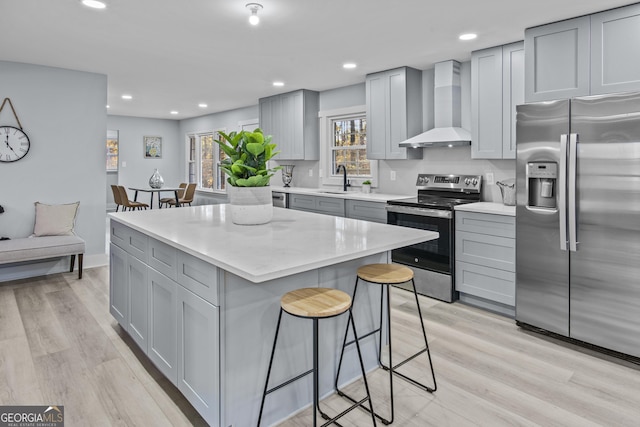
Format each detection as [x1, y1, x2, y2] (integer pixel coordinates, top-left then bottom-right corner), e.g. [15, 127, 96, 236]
[335, 264, 437, 425]
[258, 287, 377, 427]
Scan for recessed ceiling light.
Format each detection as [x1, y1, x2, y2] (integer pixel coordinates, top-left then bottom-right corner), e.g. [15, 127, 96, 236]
[121, 94, 132, 100]
[198, 103, 208, 108]
[459, 33, 477, 41]
[82, 0, 106, 9]
[170, 111, 179, 115]
[272, 81, 284, 87]
[343, 63, 357, 69]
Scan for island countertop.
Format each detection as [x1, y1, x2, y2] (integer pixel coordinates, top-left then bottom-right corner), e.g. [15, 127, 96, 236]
[108, 204, 438, 283]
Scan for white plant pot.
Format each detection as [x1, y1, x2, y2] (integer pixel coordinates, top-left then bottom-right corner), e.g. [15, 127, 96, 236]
[227, 185, 273, 225]
[362, 184, 371, 194]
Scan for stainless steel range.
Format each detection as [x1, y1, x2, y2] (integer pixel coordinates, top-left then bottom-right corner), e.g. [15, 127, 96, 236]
[386, 174, 481, 302]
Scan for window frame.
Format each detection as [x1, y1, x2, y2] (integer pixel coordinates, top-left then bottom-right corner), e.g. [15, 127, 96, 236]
[185, 128, 226, 193]
[319, 105, 377, 188]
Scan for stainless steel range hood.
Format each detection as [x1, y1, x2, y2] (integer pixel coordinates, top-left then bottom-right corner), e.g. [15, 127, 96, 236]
[400, 60, 471, 148]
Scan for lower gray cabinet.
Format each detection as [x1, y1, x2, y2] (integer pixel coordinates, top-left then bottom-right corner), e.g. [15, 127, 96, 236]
[345, 199, 387, 223]
[148, 268, 178, 383]
[128, 255, 149, 353]
[177, 285, 220, 426]
[455, 211, 515, 317]
[109, 243, 128, 328]
[289, 194, 345, 217]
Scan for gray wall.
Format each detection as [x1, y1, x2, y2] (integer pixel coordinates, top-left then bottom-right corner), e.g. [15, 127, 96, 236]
[0, 61, 107, 280]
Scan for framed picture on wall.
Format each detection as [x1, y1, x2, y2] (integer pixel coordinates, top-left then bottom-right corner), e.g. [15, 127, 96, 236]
[144, 136, 162, 158]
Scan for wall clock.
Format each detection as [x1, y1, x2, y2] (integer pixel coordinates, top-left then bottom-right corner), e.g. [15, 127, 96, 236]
[0, 98, 30, 163]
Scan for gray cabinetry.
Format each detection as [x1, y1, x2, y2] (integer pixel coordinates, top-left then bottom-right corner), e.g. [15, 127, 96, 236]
[258, 89, 319, 160]
[148, 268, 178, 383]
[345, 199, 387, 223]
[472, 42, 523, 160]
[109, 243, 128, 328]
[591, 3, 640, 95]
[525, 17, 591, 102]
[289, 193, 345, 217]
[177, 285, 220, 425]
[366, 67, 422, 160]
[127, 255, 149, 352]
[455, 211, 515, 317]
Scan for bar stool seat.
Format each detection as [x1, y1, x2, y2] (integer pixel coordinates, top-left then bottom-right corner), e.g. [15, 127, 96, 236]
[258, 287, 377, 427]
[335, 263, 437, 425]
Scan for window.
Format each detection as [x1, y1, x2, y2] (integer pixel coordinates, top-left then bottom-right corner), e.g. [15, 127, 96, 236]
[331, 116, 370, 176]
[187, 130, 226, 191]
[106, 130, 118, 171]
[319, 105, 377, 187]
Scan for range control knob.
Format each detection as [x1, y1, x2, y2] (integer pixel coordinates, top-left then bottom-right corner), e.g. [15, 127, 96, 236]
[414, 258, 419, 263]
[418, 176, 429, 184]
[472, 178, 479, 186]
[464, 178, 472, 185]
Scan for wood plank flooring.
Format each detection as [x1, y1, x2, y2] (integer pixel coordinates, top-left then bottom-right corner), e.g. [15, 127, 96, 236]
[1, 267, 639, 426]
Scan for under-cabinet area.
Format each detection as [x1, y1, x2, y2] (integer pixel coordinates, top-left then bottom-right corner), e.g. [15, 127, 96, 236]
[454, 206, 516, 317]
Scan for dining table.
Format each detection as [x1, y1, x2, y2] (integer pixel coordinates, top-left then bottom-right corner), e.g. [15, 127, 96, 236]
[128, 187, 183, 209]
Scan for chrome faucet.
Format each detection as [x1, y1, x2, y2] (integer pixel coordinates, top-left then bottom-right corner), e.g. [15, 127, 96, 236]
[336, 165, 350, 191]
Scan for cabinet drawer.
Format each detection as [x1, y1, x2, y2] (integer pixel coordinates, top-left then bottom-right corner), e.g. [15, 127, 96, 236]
[345, 199, 387, 223]
[111, 221, 149, 262]
[456, 230, 515, 272]
[148, 238, 178, 281]
[177, 252, 219, 306]
[455, 211, 515, 238]
[315, 196, 345, 216]
[289, 194, 315, 211]
[455, 261, 515, 306]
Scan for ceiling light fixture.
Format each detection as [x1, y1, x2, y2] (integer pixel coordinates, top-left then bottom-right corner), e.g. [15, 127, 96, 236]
[198, 103, 208, 108]
[343, 63, 357, 69]
[272, 81, 284, 87]
[170, 111, 179, 115]
[121, 94, 132, 100]
[459, 33, 477, 41]
[246, 3, 263, 25]
[81, 0, 106, 9]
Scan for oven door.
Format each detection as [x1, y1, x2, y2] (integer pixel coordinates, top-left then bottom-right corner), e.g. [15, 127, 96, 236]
[386, 205, 453, 275]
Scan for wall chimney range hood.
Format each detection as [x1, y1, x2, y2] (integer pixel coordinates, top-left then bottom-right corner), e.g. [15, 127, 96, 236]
[400, 60, 471, 148]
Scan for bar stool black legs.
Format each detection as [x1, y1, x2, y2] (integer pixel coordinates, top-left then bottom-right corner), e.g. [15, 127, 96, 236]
[334, 266, 437, 425]
[258, 287, 377, 427]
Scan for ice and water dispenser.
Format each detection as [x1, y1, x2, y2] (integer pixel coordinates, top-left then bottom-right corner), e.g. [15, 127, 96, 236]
[527, 162, 557, 209]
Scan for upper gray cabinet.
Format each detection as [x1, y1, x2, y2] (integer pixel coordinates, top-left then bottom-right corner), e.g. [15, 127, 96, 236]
[526, 3, 640, 102]
[366, 67, 423, 160]
[525, 17, 591, 102]
[591, 3, 640, 95]
[471, 41, 523, 159]
[259, 89, 319, 160]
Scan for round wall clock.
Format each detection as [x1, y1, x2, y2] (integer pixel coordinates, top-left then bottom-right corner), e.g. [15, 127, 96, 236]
[0, 125, 30, 162]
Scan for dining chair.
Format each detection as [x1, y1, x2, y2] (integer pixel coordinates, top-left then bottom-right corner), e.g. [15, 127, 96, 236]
[159, 183, 187, 208]
[117, 186, 149, 211]
[168, 183, 196, 207]
[111, 185, 123, 212]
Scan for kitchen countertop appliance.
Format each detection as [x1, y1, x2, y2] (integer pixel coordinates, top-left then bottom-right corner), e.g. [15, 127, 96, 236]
[516, 91, 640, 359]
[386, 174, 481, 302]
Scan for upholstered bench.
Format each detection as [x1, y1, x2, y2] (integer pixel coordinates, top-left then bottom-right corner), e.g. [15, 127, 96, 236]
[0, 235, 86, 279]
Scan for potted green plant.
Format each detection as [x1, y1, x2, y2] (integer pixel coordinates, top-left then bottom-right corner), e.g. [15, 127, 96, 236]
[215, 129, 280, 224]
[362, 180, 372, 194]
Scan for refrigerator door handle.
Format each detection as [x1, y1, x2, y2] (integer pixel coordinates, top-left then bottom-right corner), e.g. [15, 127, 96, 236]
[568, 133, 578, 251]
[559, 134, 568, 251]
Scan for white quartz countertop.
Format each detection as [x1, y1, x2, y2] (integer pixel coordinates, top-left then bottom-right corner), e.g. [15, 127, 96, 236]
[455, 202, 516, 216]
[109, 205, 438, 283]
[270, 185, 411, 202]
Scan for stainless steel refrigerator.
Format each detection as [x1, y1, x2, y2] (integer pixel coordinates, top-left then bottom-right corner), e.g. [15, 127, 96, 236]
[516, 91, 640, 358]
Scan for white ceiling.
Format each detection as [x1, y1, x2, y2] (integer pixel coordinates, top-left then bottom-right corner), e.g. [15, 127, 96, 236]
[2, 0, 632, 120]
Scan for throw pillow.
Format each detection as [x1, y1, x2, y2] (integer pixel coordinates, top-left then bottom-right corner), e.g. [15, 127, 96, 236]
[33, 202, 80, 237]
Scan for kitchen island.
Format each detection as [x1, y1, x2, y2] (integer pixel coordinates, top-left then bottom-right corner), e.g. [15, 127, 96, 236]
[108, 204, 438, 426]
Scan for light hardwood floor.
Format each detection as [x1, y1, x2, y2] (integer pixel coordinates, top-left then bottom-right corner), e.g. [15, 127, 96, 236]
[1, 268, 639, 426]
